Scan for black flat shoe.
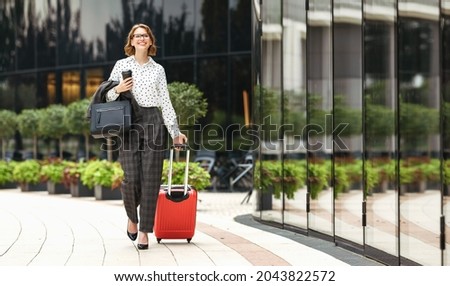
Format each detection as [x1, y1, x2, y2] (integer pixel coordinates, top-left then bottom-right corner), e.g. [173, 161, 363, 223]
[137, 244, 148, 250]
[127, 231, 138, 241]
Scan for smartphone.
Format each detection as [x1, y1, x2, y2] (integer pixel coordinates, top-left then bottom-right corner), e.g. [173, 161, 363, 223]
[122, 70, 132, 79]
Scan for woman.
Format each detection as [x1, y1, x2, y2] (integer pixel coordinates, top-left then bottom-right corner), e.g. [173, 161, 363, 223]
[106, 23, 187, 250]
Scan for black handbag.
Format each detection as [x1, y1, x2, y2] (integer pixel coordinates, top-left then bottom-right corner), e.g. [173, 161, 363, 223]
[90, 99, 132, 138]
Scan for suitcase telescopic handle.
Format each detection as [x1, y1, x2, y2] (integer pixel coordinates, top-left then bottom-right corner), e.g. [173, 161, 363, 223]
[167, 144, 190, 196]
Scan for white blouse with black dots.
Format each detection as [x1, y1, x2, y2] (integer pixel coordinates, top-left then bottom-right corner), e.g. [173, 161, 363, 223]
[106, 56, 180, 138]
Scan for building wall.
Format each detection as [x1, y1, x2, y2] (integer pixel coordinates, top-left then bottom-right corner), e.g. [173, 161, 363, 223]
[252, 0, 450, 266]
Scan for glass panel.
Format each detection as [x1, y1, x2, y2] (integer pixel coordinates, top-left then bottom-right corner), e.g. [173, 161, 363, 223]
[57, 0, 81, 65]
[16, 74, 38, 110]
[164, 59, 195, 84]
[197, 0, 228, 54]
[283, 0, 307, 230]
[62, 71, 80, 104]
[0, 0, 16, 72]
[333, 0, 364, 246]
[258, 0, 283, 224]
[85, 68, 105, 99]
[43, 72, 57, 105]
[363, 0, 398, 264]
[442, 0, 450, 267]
[16, 0, 36, 69]
[197, 57, 227, 150]
[80, 0, 110, 63]
[307, 0, 333, 236]
[36, 0, 57, 68]
[230, 0, 251, 51]
[398, 0, 441, 265]
[0, 77, 15, 110]
[252, 0, 263, 217]
[164, 0, 195, 56]
[230, 55, 252, 153]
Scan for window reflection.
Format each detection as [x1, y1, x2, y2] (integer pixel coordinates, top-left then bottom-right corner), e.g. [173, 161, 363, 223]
[164, 0, 195, 56]
[85, 69, 104, 99]
[62, 71, 80, 104]
[197, 0, 228, 54]
[283, 0, 307, 230]
[333, 0, 364, 246]
[16, 0, 36, 69]
[36, 0, 57, 68]
[0, 77, 15, 109]
[398, 0, 441, 265]
[230, 0, 251, 51]
[46, 73, 56, 104]
[0, 0, 16, 72]
[307, 0, 333, 237]
[363, 0, 398, 264]
[57, 0, 81, 65]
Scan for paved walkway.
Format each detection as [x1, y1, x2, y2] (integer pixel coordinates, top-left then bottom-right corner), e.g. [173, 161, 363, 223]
[0, 188, 380, 266]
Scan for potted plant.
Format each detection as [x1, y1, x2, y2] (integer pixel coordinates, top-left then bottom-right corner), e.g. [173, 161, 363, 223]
[161, 160, 211, 191]
[16, 109, 45, 159]
[254, 160, 305, 210]
[308, 162, 329, 200]
[0, 160, 17, 189]
[38, 105, 68, 159]
[444, 160, 450, 196]
[363, 163, 379, 196]
[63, 161, 94, 197]
[0, 110, 17, 160]
[80, 160, 124, 200]
[168, 82, 208, 127]
[12, 160, 46, 192]
[65, 99, 91, 160]
[41, 159, 70, 194]
[167, 82, 208, 152]
[334, 164, 350, 198]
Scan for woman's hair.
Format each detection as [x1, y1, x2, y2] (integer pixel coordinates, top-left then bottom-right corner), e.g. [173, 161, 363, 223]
[124, 23, 157, 56]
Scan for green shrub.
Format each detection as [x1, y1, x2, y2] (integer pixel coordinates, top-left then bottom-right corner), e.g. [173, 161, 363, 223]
[161, 160, 211, 191]
[13, 160, 43, 184]
[80, 160, 124, 189]
[308, 163, 329, 199]
[0, 160, 16, 185]
[254, 160, 305, 199]
[41, 159, 70, 183]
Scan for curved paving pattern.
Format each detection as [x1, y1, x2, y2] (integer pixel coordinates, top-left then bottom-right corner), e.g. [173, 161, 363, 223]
[0, 188, 350, 266]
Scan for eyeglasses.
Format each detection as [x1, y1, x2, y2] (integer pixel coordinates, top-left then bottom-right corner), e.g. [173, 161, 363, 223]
[132, 34, 150, 39]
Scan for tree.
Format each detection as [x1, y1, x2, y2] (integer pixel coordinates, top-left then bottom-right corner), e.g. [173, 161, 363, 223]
[167, 81, 208, 128]
[39, 105, 68, 159]
[16, 109, 44, 160]
[65, 99, 91, 160]
[0, 110, 17, 159]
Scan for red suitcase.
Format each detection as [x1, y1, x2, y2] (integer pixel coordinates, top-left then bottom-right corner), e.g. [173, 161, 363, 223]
[154, 145, 197, 243]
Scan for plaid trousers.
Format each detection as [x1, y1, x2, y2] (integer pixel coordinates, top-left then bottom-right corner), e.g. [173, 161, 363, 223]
[119, 107, 166, 233]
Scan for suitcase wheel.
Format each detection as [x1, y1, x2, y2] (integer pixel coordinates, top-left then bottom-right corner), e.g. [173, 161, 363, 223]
[187, 238, 191, 243]
[157, 238, 161, 244]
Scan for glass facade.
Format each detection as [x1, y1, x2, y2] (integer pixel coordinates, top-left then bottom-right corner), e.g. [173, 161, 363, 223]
[0, 0, 251, 158]
[252, 0, 449, 265]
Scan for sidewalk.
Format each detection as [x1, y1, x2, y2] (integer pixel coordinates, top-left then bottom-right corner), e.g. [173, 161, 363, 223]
[0, 188, 381, 266]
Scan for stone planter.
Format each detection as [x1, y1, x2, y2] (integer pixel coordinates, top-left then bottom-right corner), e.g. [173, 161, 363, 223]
[95, 185, 122, 200]
[257, 189, 273, 211]
[20, 182, 47, 192]
[0, 182, 17, 189]
[70, 181, 94, 197]
[400, 180, 426, 195]
[47, 181, 70, 194]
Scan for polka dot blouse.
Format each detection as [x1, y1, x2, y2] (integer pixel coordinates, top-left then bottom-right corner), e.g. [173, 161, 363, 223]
[106, 56, 180, 138]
